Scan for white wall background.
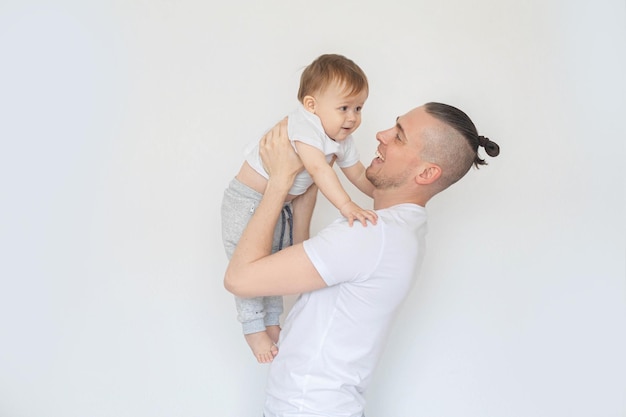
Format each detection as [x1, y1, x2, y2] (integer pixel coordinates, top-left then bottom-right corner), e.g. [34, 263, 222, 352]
[1, 0, 624, 416]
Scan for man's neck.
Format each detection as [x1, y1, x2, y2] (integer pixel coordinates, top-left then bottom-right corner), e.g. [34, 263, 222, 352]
[372, 189, 429, 210]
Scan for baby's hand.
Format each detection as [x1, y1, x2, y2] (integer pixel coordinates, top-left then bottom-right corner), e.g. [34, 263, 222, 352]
[340, 201, 378, 227]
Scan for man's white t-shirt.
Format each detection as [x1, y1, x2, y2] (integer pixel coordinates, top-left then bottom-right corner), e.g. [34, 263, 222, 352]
[245, 104, 361, 196]
[263, 204, 428, 417]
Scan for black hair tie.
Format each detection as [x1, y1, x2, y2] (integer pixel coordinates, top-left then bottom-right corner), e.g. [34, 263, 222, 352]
[478, 135, 500, 157]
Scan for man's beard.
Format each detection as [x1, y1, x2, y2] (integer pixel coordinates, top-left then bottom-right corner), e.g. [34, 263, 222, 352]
[365, 166, 412, 190]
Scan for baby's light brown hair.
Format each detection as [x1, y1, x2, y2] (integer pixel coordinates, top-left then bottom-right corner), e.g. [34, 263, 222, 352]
[297, 54, 368, 102]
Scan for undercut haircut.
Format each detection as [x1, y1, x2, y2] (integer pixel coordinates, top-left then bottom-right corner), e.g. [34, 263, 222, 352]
[423, 102, 500, 190]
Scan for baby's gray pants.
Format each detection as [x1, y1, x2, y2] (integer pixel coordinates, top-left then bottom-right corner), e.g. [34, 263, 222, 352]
[221, 178, 293, 334]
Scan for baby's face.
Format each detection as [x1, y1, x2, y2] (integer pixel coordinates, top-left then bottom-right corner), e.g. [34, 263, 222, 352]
[312, 84, 368, 142]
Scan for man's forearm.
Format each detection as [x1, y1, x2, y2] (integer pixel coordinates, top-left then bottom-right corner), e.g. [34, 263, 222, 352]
[224, 117, 304, 294]
[224, 178, 291, 292]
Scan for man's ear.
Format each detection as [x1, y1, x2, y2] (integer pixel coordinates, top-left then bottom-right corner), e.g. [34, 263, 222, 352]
[415, 163, 442, 185]
[302, 95, 316, 113]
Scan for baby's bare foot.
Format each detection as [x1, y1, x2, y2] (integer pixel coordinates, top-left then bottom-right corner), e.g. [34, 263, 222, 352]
[244, 331, 279, 363]
[266, 325, 281, 344]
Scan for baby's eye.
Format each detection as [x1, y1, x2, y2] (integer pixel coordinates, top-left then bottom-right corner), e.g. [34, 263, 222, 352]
[356, 106, 362, 112]
[339, 106, 348, 111]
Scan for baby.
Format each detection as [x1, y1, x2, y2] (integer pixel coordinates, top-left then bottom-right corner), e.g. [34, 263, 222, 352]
[221, 54, 376, 363]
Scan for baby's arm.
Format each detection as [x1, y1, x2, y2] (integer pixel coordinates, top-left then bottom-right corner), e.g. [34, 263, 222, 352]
[294, 141, 377, 226]
[341, 161, 375, 198]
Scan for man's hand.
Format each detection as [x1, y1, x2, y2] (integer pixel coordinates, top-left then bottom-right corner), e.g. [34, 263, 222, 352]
[259, 118, 304, 188]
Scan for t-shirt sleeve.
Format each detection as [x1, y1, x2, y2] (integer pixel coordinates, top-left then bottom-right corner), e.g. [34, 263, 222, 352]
[302, 219, 383, 286]
[288, 117, 326, 152]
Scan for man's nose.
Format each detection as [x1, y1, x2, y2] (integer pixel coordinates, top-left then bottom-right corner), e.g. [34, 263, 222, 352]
[376, 129, 391, 144]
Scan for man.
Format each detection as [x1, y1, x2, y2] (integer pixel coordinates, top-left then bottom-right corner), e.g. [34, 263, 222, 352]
[224, 102, 500, 417]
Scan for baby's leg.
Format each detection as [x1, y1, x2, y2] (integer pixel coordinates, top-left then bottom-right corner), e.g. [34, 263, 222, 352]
[244, 331, 278, 363]
[266, 325, 281, 344]
[236, 296, 277, 363]
[263, 295, 283, 345]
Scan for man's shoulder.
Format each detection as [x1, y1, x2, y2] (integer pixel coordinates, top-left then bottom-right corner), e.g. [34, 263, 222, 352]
[377, 204, 427, 223]
[309, 218, 387, 252]
[310, 205, 426, 248]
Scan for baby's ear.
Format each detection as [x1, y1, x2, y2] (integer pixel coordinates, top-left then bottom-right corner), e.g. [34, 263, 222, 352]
[302, 96, 316, 113]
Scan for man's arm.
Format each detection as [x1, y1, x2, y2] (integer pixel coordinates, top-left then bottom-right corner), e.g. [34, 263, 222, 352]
[224, 119, 327, 298]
